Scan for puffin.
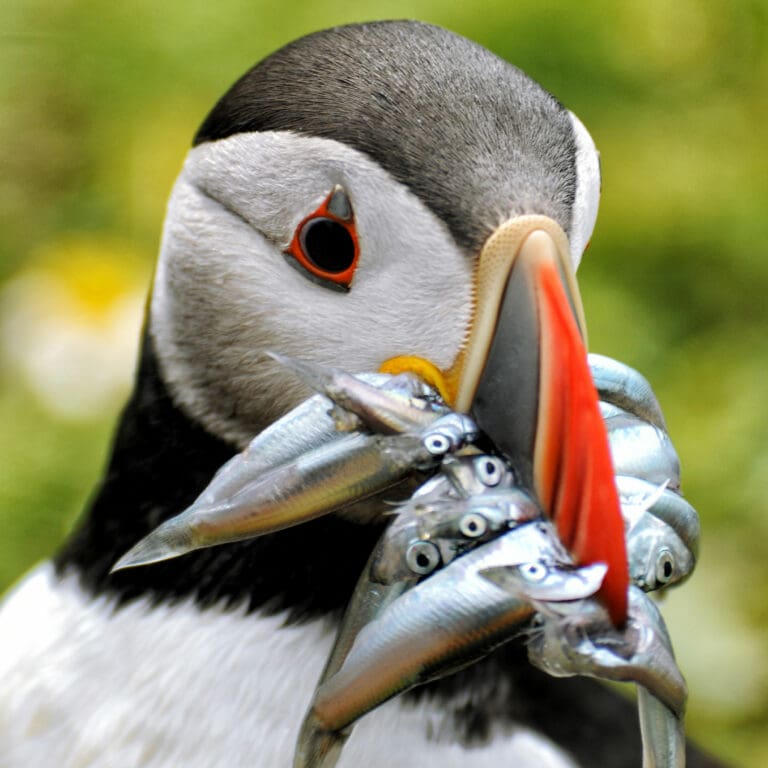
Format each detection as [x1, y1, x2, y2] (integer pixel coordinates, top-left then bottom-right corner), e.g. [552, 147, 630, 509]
[0, 21, 723, 768]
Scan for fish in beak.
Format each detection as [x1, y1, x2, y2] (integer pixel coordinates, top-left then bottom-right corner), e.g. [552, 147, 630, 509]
[526, 585, 687, 767]
[111, 408, 478, 572]
[383, 215, 628, 625]
[293, 386, 694, 768]
[295, 519, 605, 768]
[113, 214, 629, 626]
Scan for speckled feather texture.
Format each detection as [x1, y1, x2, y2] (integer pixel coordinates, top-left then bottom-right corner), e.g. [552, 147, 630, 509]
[0, 564, 578, 768]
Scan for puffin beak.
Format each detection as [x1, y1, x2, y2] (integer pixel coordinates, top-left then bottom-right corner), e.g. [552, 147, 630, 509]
[382, 215, 629, 625]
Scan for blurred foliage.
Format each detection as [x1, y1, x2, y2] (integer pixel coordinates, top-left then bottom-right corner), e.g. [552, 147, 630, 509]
[0, 0, 766, 765]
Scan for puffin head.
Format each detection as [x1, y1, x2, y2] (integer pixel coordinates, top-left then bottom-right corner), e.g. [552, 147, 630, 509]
[60, 20, 613, 622]
[150, 20, 600, 450]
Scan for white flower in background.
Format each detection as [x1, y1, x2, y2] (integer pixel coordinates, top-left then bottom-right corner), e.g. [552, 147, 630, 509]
[0, 236, 149, 421]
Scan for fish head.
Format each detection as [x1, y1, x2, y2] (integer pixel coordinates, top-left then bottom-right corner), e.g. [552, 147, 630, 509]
[627, 515, 695, 591]
[480, 560, 607, 603]
[527, 586, 687, 717]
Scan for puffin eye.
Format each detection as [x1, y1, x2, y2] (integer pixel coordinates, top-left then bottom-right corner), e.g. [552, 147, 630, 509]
[284, 185, 359, 291]
[300, 219, 355, 273]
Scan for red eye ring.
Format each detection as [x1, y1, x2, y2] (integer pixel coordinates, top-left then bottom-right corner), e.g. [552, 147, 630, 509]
[285, 186, 359, 290]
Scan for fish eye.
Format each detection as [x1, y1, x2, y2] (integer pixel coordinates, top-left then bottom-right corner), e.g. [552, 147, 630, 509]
[405, 541, 441, 575]
[475, 456, 503, 486]
[519, 562, 547, 582]
[655, 548, 675, 584]
[424, 433, 451, 455]
[459, 512, 488, 538]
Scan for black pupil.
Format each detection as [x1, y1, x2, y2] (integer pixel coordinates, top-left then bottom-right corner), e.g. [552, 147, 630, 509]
[663, 561, 673, 578]
[301, 218, 355, 273]
[416, 552, 431, 568]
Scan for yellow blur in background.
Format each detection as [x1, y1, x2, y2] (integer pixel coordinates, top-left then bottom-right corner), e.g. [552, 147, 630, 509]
[1, 1, 766, 765]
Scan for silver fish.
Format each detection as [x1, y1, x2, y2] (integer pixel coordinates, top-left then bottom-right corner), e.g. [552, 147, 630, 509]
[162, 370, 417, 526]
[619, 475, 699, 591]
[294, 570, 409, 768]
[526, 586, 686, 767]
[173, 368, 441, 520]
[479, 561, 608, 603]
[526, 586, 687, 720]
[638, 685, 686, 768]
[266, 351, 448, 434]
[307, 457, 536, 719]
[589, 353, 667, 432]
[602, 403, 681, 488]
[198, 392, 359, 508]
[415, 453, 517, 499]
[295, 456, 540, 767]
[619, 475, 699, 556]
[295, 522, 601, 768]
[371, 489, 540, 584]
[313, 456, 536, 691]
[370, 455, 539, 585]
[112, 413, 477, 571]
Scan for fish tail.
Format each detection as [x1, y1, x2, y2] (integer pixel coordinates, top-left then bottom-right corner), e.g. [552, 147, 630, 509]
[110, 519, 195, 572]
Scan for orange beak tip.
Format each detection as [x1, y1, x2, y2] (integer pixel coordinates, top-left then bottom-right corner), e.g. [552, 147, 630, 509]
[531, 244, 629, 627]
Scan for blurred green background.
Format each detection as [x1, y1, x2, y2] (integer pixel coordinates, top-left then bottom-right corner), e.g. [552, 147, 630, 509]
[1, 0, 766, 764]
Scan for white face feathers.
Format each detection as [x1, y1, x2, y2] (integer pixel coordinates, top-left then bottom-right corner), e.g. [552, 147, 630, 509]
[151, 131, 472, 446]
